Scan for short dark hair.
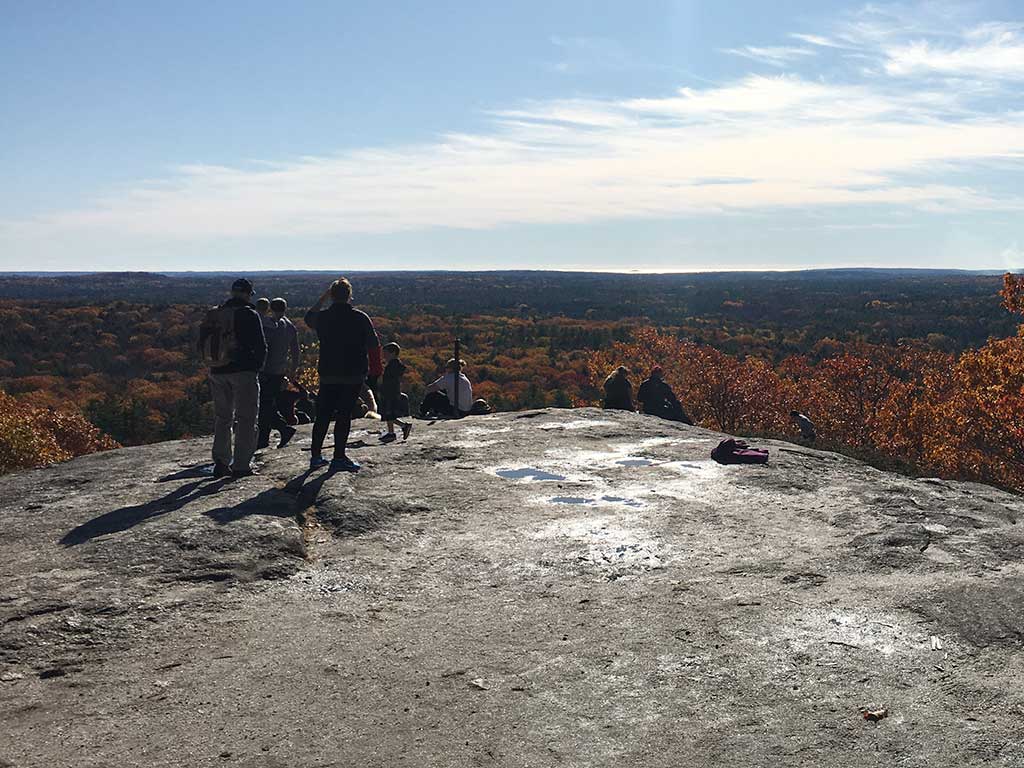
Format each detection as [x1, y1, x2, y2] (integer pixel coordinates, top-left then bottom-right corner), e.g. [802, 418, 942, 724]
[270, 297, 287, 312]
[383, 342, 401, 355]
[330, 278, 353, 302]
[255, 297, 270, 311]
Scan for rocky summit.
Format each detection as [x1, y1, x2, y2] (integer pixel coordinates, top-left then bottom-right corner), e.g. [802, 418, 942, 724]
[2, 408, 1023, 768]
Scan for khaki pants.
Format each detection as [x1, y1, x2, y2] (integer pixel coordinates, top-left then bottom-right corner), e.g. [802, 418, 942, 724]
[210, 371, 260, 471]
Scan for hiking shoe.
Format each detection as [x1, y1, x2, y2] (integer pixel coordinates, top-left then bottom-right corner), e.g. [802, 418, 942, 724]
[401, 423, 413, 441]
[232, 466, 258, 478]
[256, 440, 270, 451]
[213, 461, 231, 479]
[330, 457, 361, 473]
[309, 456, 329, 470]
[278, 426, 297, 449]
[379, 432, 397, 444]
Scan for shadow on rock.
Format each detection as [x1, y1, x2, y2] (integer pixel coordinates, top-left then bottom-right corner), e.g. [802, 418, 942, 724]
[156, 464, 215, 482]
[204, 486, 302, 525]
[60, 478, 232, 546]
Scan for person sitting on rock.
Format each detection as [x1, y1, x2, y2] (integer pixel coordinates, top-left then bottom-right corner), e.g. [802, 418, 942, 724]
[602, 366, 634, 411]
[637, 367, 694, 425]
[304, 277, 383, 473]
[421, 358, 473, 418]
[791, 410, 816, 443]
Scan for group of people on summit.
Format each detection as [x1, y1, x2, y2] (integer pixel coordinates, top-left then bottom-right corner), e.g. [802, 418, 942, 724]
[200, 275, 816, 479]
[199, 276, 478, 478]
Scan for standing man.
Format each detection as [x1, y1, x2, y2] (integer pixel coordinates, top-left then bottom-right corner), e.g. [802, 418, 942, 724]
[304, 277, 382, 472]
[199, 278, 267, 478]
[257, 297, 301, 450]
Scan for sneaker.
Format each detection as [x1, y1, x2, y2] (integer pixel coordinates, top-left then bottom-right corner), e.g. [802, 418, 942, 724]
[401, 423, 413, 441]
[309, 456, 330, 470]
[231, 466, 258, 478]
[256, 440, 270, 451]
[379, 432, 397, 444]
[213, 461, 231, 479]
[330, 457, 361, 473]
[278, 426, 297, 449]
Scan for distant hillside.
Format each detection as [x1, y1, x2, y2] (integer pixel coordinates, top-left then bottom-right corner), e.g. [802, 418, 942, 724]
[0, 269, 1014, 345]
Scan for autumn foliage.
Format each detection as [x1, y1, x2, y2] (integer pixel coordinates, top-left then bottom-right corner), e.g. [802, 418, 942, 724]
[587, 273, 1024, 491]
[0, 391, 118, 474]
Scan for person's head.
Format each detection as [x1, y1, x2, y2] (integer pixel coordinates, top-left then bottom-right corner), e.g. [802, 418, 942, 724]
[616, 365, 629, 377]
[270, 297, 288, 319]
[255, 297, 270, 315]
[230, 278, 255, 302]
[382, 342, 401, 362]
[445, 357, 466, 373]
[330, 277, 353, 304]
[650, 366, 663, 379]
[790, 410, 801, 420]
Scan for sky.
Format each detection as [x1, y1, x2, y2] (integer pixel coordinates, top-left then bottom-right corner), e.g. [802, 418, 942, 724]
[1, 0, 1023, 272]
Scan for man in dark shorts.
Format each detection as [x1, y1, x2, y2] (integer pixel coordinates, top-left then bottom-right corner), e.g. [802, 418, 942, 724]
[304, 278, 382, 472]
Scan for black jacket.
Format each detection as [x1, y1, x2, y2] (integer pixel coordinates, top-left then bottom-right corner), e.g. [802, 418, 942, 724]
[211, 298, 267, 374]
[305, 303, 379, 378]
[603, 373, 633, 410]
[637, 377, 678, 410]
[381, 358, 407, 401]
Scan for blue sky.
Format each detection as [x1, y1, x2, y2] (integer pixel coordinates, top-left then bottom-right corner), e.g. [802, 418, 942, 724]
[2, 0, 1023, 272]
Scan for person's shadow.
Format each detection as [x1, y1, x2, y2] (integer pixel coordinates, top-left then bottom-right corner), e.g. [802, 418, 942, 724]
[60, 477, 232, 546]
[203, 467, 340, 525]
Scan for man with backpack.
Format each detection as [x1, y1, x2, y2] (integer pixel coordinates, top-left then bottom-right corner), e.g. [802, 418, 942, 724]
[199, 278, 267, 478]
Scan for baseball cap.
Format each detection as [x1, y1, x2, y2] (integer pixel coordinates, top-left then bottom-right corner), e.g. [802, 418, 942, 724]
[231, 278, 255, 294]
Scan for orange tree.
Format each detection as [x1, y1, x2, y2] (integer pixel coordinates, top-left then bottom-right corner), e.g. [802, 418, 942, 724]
[0, 391, 118, 474]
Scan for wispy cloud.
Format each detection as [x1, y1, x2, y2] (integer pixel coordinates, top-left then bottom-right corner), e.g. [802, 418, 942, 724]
[721, 45, 817, 67]
[3, 3, 1024, 252]
[884, 22, 1024, 79]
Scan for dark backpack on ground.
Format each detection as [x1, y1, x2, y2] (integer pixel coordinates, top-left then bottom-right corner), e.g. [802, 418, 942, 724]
[469, 398, 493, 416]
[711, 438, 769, 465]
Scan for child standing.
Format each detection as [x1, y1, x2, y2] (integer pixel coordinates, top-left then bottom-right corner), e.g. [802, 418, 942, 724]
[379, 342, 413, 443]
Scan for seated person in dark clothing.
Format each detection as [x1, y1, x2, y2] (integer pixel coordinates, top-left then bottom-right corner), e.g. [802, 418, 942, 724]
[637, 367, 694, 425]
[602, 366, 634, 411]
[790, 410, 816, 442]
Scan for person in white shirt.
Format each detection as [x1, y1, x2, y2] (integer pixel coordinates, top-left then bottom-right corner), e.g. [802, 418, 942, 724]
[421, 358, 473, 417]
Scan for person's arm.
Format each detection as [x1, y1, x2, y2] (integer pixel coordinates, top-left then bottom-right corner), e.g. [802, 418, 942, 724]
[303, 286, 332, 330]
[365, 315, 383, 378]
[425, 376, 444, 393]
[287, 323, 300, 376]
[238, 308, 267, 369]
